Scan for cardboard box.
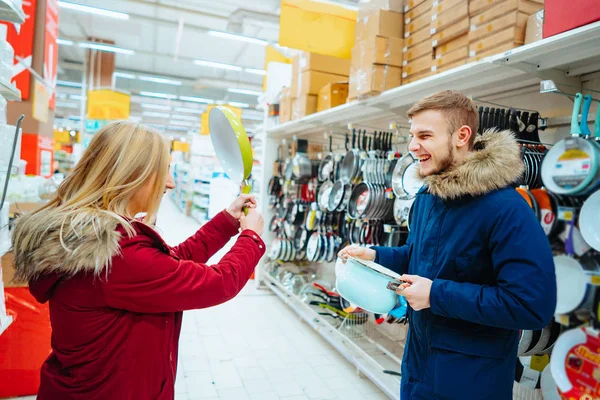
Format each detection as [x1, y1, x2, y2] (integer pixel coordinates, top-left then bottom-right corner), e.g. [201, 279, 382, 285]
[403, 39, 434, 64]
[318, 82, 349, 112]
[405, 0, 432, 23]
[469, 41, 521, 62]
[543, 0, 599, 38]
[470, 0, 542, 28]
[525, 9, 544, 44]
[291, 55, 300, 98]
[280, 95, 293, 123]
[353, 36, 404, 67]
[403, 69, 434, 84]
[298, 51, 351, 76]
[349, 64, 402, 98]
[359, 0, 404, 13]
[469, 0, 542, 16]
[355, 9, 404, 42]
[404, 0, 428, 13]
[432, 0, 463, 15]
[432, 17, 469, 46]
[432, 46, 469, 69]
[292, 95, 318, 120]
[405, 25, 431, 47]
[433, 34, 469, 58]
[405, 8, 432, 35]
[299, 70, 349, 96]
[432, 58, 468, 74]
[402, 54, 433, 78]
[469, 26, 525, 56]
[431, 3, 469, 33]
[469, 12, 529, 43]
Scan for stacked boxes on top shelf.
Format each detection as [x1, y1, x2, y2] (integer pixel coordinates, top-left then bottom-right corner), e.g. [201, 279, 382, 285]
[402, 0, 434, 83]
[430, 0, 470, 74]
[468, 0, 544, 62]
[349, 1, 404, 100]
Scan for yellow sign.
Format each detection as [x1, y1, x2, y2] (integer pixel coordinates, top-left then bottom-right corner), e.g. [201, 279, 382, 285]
[53, 129, 70, 144]
[200, 105, 243, 135]
[529, 355, 550, 372]
[32, 79, 50, 123]
[172, 140, 190, 152]
[87, 90, 131, 120]
[279, 0, 357, 59]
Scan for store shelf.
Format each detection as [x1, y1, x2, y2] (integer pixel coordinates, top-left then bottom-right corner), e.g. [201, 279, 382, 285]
[0, 0, 25, 24]
[0, 80, 21, 101]
[263, 273, 403, 400]
[267, 21, 600, 138]
[0, 315, 12, 336]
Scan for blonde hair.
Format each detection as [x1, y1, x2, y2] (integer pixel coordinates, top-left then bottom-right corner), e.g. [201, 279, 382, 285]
[37, 121, 170, 234]
[407, 90, 479, 149]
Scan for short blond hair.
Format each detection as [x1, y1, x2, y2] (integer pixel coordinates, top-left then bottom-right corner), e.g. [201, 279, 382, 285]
[407, 90, 479, 148]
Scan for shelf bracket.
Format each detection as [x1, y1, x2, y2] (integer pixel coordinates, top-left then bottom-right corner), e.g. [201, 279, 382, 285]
[510, 63, 583, 96]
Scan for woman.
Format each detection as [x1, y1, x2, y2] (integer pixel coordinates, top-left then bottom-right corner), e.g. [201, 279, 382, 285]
[10, 121, 265, 399]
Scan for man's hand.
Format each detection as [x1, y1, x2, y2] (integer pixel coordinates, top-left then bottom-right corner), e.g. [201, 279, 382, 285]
[337, 244, 376, 263]
[396, 274, 432, 311]
[226, 194, 257, 220]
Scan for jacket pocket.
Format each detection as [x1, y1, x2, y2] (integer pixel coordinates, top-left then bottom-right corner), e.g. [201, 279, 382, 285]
[431, 325, 517, 359]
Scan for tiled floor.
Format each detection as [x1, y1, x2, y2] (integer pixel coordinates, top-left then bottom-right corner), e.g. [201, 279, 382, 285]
[9, 199, 391, 400]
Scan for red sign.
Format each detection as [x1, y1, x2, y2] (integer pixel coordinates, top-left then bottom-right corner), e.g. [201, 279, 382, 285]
[44, 0, 58, 109]
[1, 0, 37, 101]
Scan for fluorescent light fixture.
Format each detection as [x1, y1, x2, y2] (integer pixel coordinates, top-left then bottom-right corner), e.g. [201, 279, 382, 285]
[58, 1, 130, 20]
[174, 107, 202, 114]
[227, 88, 262, 96]
[171, 114, 199, 121]
[57, 93, 68, 99]
[244, 68, 267, 76]
[57, 38, 73, 46]
[228, 101, 250, 108]
[169, 120, 195, 127]
[139, 75, 182, 86]
[141, 103, 171, 111]
[166, 126, 190, 132]
[243, 115, 264, 121]
[194, 60, 243, 72]
[78, 42, 135, 55]
[206, 30, 268, 46]
[143, 111, 171, 118]
[140, 91, 177, 99]
[56, 101, 79, 109]
[114, 72, 136, 79]
[179, 96, 214, 104]
[129, 116, 142, 122]
[57, 80, 82, 88]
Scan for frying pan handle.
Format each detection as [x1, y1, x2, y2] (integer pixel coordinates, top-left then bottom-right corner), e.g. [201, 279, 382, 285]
[329, 135, 333, 153]
[367, 136, 372, 151]
[595, 101, 600, 138]
[570, 93, 583, 136]
[241, 184, 252, 215]
[362, 130, 367, 151]
[345, 133, 349, 151]
[352, 129, 356, 149]
[565, 218, 575, 257]
[580, 94, 593, 136]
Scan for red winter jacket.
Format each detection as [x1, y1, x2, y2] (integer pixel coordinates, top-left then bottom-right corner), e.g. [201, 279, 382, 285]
[12, 209, 265, 400]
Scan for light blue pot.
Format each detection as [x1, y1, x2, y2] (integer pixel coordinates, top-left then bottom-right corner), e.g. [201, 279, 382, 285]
[335, 257, 399, 314]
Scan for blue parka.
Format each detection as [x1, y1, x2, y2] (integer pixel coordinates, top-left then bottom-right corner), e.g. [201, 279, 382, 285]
[373, 130, 557, 400]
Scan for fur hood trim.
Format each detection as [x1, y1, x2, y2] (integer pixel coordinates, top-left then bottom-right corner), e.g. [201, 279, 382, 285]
[10, 208, 127, 283]
[420, 129, 524, 200]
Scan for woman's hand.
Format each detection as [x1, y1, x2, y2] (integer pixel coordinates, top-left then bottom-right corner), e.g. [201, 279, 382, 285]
[240, 208, 264, 235]
[226, 194, 257, 220]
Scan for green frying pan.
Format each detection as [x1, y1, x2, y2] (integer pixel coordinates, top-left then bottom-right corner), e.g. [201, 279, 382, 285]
[208, 106, 253, 198]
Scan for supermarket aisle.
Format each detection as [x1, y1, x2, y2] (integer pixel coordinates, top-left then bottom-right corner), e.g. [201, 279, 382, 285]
[158, 199, 391, 400]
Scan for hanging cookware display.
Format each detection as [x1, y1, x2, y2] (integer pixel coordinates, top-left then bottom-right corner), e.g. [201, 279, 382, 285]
[318, 135, 335, 182]
[292, 139, 316, 183]
[579, 189, 600, 251]
[392, 153, 417, 198]
[340, 129, 361, 184]
[394, 197, 415, 228]
[317, 180, 334, 212]
[542, 93, 600, 195]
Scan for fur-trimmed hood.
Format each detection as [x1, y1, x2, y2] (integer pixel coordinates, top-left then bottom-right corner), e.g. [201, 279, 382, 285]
[419, 129, 524, 200]
[10, 208, 125, 284]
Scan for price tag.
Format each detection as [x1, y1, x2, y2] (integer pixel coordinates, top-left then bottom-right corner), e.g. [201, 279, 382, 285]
[360, 153, 368, 160]
[557, 314, 570, 326]
[530, 355, 550, 372]
[591, 275, 600, 286]
[558, 207, 575, 222]
[431, 14, 437, 21]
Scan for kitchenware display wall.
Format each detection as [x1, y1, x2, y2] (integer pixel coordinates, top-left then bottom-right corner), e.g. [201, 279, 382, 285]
[0, 0, 24, 338]
[256, 22, 600, 400]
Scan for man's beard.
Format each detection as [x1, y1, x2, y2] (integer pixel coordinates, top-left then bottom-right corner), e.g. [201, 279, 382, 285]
[419, 139, 456, 177]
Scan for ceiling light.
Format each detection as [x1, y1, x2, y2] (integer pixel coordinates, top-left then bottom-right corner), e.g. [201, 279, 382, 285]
[228, 102, 250, 108]
[206, 31, 268, 46]
[78, 42, 135, 55]
[57, 93, 68, 99]
[114, 72, 136, 79]
[174, 107, 202, 114]
[171, 114, 198, 121]
[129, 116, 142, 122]
[143, 111, 171, 118]
[139, 75, 182, 86]
[227, 88, 262, 96]
[166, 126, 190, 132]
[57, 38, 73, 46]
[194, 60, 243, 72]
[169, 120, 195, 127]
[141, 103, 171, 111]
[56, 101, 79, 109]
[58, 1, 129, 20]
[244, 68, 267, 76]
[243, 115, 264, 121]
[140, 91, 177, 99]
[57, 80, 82, 88]
[179, 96, 214, 104]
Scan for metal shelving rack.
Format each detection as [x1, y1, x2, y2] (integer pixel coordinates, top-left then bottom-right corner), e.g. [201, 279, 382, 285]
[257, 21, 600, 399]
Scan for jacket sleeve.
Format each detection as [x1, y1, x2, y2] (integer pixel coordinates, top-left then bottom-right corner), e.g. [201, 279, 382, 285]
[371, 239, 412, 275]
[170, 210, 240, 263]
[429, 198, 557, 331]
[102, 229, 265, 313]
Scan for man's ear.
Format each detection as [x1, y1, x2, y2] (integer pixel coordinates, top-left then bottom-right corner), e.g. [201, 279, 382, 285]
[456, 125, 472, 149]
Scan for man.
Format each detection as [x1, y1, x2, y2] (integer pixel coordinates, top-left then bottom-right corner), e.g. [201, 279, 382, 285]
[339, 90, 556, 399]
